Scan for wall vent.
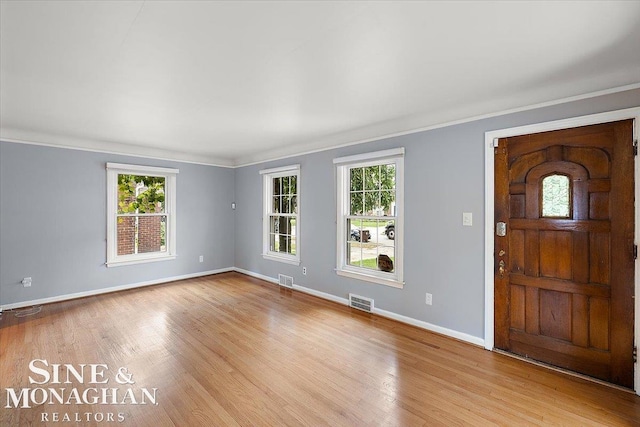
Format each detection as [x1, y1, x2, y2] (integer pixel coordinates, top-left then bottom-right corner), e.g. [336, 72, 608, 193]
[349, 293, 374, 313]
[278, 274, 294, 288]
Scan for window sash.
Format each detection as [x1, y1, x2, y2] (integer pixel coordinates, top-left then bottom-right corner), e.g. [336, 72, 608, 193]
[106, 163, 178, 267]
[262, 166, 300, 265]
[335, 151, 403, 288]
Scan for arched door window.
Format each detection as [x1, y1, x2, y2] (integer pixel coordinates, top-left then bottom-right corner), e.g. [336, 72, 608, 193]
[541, 174, 570, 218]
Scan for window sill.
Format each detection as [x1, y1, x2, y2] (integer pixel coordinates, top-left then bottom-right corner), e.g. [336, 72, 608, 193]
[262, 253, 300, 266]
[336, 269, 404, 289]
[106, 255, 177, 268]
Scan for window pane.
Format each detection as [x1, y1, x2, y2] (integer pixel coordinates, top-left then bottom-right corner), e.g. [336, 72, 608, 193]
[273, 196, 281, 213]
[380, 164, 396, 190]
[273, 177, 281, 196]
[269, 216, 296, 255]
[350, 168, 363, 191]
[117, 215, 167, 255]
[117, 216, 136, 255]
[364, 191, 380, 215]
[281, 196, 290, 213]
[137, 216, 166, 254]
[117, 175, 166, 214]
[350, 191, 364, 215]
[542, 175, 570, 218]
[383, 219, 395, 241]
[365, 165, 380, 190]
[289, 175, 297, 195]
[291, 195, 298, 214]
[346, 217, 395, 273]
[380, 190, 396, 216]
[378, 247, 395, 272]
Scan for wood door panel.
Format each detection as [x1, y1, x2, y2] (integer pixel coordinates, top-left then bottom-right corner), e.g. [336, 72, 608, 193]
[524, 230, 540, 277]
[589, 192, 609, 220]
[572, 294, 589, 347]
[564, 146, 611, 179]
[510, 285, 526, 330]
[506, 126, 616, 160]
[590, 297, 610, 351]
[539, 231, 572, 280]
[589, 233, 610, 285]
[509, 229, 525, 274]
[495, 120, 634, 389]
[539, 289, 572, 341]
[572, 232, 589, 284]
[510, 150, 546, 182]
[525, 287, 540, 335]
[509, 194, 525, 218]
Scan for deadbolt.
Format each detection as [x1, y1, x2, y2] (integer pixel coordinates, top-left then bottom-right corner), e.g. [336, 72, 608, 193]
[496, 222, 507, 237]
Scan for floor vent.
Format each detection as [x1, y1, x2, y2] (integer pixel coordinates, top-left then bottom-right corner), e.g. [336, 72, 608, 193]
[278, 274, 294, 288]
[349, 293, 374, 313]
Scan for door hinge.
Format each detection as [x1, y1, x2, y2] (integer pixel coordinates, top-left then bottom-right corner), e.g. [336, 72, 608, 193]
[634, 346, 637, 364]
[634, 139, 638, 156]
[634, 244, 638, 259]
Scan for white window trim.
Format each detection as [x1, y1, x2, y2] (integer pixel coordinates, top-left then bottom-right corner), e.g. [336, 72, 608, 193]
[335, 149, 404, 288]
[260, 164, 301, 265]
[106, 162, 178, 267]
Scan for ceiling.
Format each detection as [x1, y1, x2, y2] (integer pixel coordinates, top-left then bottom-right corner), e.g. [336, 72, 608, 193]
[1, 1, 640, 167]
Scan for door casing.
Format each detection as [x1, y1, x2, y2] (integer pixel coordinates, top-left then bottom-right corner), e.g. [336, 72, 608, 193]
[484, 106, 640, 395]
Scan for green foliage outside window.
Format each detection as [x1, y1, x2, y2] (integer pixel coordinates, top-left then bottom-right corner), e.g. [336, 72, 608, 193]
[117, 175, 166, 214]
[349, 164, 395, 215]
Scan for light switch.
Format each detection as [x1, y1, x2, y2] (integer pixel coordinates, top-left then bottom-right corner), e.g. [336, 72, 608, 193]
[462, 212, 473, 226]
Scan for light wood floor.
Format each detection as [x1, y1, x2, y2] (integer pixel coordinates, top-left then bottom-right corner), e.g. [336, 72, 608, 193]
[1, 272, 638, 426]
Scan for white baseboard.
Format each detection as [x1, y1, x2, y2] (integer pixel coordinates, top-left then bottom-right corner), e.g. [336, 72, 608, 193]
[233, 267, 484, 347]
[0, 267, 234, 311]
[372, 307, 485, 347]
[1, 266, 485, 348]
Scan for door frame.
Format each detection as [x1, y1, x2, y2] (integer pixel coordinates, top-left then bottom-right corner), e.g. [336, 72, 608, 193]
[484, 106, 640, 394]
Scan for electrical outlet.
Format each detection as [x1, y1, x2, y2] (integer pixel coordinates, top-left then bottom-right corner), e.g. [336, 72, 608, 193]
[425, 292, 432, 305]
[22, 277, 32, 288]
[302, 267, 307, 275]
[199, 255, 204, 263]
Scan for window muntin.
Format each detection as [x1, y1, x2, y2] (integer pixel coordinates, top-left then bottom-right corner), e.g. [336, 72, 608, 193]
[335, 149, 404, 288]
[107, 163, 178, 267]
[261, 165, 300, 265]
[541, 174, 570, 218]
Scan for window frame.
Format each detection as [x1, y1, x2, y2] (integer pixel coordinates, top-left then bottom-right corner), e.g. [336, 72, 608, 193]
[334, 148, 404, 288]
[106, 163, 178, 267]
[260, 164, 301, 265]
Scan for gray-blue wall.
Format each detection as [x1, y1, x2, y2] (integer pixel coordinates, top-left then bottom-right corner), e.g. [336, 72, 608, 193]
[0, 143, 235, 306]
[234, 88, 640, 340]
[1, 88, 639, 341]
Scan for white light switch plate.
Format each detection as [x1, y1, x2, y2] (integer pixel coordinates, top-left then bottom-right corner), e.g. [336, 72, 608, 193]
[462, 212, 473, 226]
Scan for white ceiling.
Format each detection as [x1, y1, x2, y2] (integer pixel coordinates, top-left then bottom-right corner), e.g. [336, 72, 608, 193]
[1, 1, 640, 167]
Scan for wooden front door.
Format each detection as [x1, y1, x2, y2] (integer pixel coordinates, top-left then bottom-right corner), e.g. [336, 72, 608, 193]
[494, 120, 635, 389]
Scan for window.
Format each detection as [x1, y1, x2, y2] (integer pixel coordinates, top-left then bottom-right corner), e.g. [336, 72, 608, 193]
[261, 164, 300, 265]
[541, 174, 570, 218]
[106, 163, 178, 267]
[334, 148, 404, 288]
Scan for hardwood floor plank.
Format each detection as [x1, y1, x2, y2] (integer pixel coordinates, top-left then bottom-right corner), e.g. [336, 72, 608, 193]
[1, 272, 638, 426]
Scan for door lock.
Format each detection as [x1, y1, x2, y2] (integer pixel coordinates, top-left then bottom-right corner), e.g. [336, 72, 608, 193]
[496, 222, 507, 237]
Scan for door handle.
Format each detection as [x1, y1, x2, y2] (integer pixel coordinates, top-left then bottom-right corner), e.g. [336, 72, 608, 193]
[499, 260, 506, 277]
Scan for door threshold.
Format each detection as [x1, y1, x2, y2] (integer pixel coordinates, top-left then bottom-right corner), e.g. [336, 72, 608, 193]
[493, 349, 635, 394]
